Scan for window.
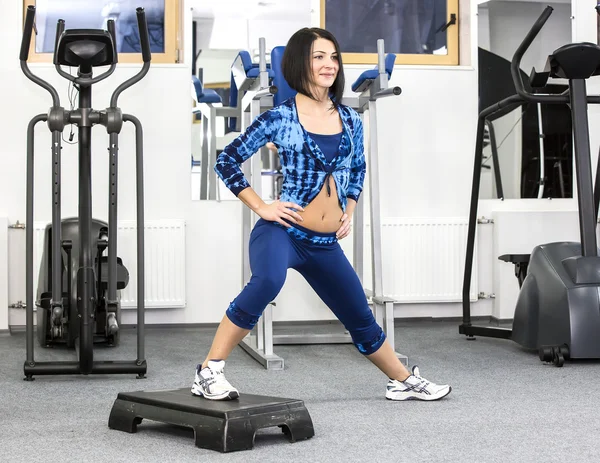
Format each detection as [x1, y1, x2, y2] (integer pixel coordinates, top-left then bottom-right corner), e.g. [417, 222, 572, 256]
[320, 0, 459, 65]
[22, 0, 181, 64]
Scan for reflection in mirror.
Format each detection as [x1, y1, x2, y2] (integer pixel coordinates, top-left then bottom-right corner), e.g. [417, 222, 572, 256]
[190, 0, 312, 201]
[477, 1, 573, 200]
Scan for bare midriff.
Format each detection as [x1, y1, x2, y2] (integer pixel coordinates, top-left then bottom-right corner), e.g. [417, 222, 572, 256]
[294, 96, 344, 234]
[297, 177, 343, 233]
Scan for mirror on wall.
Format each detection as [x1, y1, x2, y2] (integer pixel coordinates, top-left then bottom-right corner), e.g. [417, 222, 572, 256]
[189, 0, 312, 201]
[476, 0, 573, 201]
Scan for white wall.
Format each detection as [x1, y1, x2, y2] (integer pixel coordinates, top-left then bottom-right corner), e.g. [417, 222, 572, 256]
[0, 218, 7, 331]
[4, 0, 600, 330]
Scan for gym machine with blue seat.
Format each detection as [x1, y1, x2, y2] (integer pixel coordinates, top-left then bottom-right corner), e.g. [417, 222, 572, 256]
[238, 39, 405, 371]
[20, 5, 149, 379]
[193, 44, 276, 200]
[460, 5, 600, 368]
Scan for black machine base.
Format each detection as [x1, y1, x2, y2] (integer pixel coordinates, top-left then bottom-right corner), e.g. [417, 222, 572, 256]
[459, 324, 512, 340]
[108, 388, 315, 453]
[24, 360, 147, 379]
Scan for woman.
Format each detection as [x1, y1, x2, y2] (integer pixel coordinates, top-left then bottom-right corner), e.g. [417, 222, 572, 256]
[192, 28, 451, 402]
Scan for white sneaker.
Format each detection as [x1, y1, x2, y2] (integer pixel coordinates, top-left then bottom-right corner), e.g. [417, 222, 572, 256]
[386, 366, 451, 401]
[191, 360, 240, 400]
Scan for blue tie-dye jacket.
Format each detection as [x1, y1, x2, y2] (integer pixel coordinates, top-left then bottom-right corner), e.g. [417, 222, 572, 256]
[214, 97, 365, 212]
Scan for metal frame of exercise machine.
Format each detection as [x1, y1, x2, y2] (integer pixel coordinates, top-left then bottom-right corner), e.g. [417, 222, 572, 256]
[21, 6, 149, 379]
[481, 95, 554, 201]
[460, 5, 600, 365]
[345, 39, 404, 367]
[238, 40, 405, 370]
[195, 42, 275, 200]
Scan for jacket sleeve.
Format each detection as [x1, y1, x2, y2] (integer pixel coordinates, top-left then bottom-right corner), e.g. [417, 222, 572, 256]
[347, 113, 366, 202]
[214, 111, 278, 196]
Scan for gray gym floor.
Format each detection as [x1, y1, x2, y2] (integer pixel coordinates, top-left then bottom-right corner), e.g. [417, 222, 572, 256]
[1, 320, 599, 463]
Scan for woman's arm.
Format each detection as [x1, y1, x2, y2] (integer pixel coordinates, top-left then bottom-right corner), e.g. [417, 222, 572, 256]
[347, 115, 366, 202]
[215, 112, 304, 227]
[214, 112, 278, 196]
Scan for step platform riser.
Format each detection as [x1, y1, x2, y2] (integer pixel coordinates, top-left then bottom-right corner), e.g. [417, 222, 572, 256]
[108, 388, 314, 453]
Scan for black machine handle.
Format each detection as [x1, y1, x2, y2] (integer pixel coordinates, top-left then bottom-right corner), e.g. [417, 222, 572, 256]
[596, 5, 600, 16]
[510, 6, 555, 102]
[136, 7, 151, 63]
[52, 19, 65, 66]
[107, 19, 118, 63]
[20, 6, 60, 107]
[20, 6, 36, 61]
[109, 7, 152, 107]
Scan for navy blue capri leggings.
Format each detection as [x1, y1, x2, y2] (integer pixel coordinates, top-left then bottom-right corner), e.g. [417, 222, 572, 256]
[225, 218, 387, 355]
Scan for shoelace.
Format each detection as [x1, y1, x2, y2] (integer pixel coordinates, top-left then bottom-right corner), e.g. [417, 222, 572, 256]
[411, 374, 431, 391]
[212, 370, 233, 388]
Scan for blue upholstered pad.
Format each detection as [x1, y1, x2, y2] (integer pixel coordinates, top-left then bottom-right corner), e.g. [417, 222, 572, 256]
[192, 76, 223, 104]
[270, 46, 296, 106]
[351, 54, 396, 92]
[199, 89, 222, 104]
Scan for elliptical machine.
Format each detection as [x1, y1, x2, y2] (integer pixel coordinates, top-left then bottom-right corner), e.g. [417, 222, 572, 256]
[21, 6, 149, 379]
[460, 5, 600, 367]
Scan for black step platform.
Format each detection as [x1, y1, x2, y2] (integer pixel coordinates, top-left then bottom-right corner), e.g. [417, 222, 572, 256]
[108, 387, 314, 453]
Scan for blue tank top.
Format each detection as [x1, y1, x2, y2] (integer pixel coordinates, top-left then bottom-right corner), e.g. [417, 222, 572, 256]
[308, 131, 342, 163]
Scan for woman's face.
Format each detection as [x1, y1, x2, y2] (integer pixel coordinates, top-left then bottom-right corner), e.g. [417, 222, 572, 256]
[310, 37, 339, 90]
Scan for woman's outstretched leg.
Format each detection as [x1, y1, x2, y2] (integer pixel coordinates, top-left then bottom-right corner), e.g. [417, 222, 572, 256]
[191, 219, 301, 400]
[201, 315, 251, 369]
[298, 242, 452, 401]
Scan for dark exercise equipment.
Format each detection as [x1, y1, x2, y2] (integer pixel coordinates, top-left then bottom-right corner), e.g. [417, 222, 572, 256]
[478, 47, 572, 201]
[21, 5, 149, 379]
[108, 388, 314, 452]
[460, 5, 600, 367]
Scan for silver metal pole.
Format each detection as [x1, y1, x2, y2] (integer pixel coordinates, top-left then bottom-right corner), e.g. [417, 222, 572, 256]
[368, 100, 384, 298]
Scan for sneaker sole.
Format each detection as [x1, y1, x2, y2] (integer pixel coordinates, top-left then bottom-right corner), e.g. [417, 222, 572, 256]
[191, 384, 239, 401]
[385, 386, 452, 401]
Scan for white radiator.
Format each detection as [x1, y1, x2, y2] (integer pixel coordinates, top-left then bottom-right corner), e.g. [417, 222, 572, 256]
[365, 218, 477, 303]
[33, 219, 186, 309]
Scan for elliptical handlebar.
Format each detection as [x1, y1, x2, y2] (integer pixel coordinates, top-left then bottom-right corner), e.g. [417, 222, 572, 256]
[510, 5, 556, 103]
[20, 6, 61, 107]
[107, 20, 118, 64]
[52, 19, 65, 65]
[136, 7, 152, 63]
[110, 7, 152, 108]
[20, 6, 35, 61]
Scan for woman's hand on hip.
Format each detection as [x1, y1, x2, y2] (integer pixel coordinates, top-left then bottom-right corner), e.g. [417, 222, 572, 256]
[337, 213, 352, 239]
[257, 201, 305, 228]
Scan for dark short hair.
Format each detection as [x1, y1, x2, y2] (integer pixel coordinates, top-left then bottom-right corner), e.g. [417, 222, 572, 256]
[281, 28, 345, 107]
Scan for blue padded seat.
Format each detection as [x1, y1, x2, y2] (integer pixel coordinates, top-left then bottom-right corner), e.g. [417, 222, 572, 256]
[270, 46, 296, 106]
[351, 54, 397, 92]
[228, 50, 275, 131]
[192, 75, 223, 104]
[237, 50, 274, 78]
[199, 89, 222, 104]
